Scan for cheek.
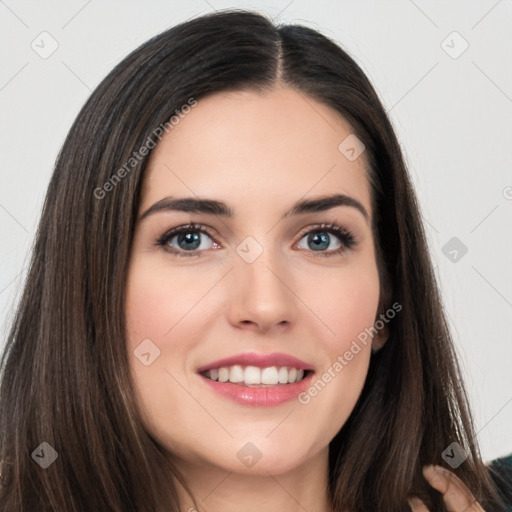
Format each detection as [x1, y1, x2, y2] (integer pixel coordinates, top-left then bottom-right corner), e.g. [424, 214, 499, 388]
[124, 259, 197, 380]
[295, 259, 380, 427]
[328, 280, 379, 349]
[124, 260, 210, 440]
[125, 258, 209, 348]
[302, 257, 381, 352]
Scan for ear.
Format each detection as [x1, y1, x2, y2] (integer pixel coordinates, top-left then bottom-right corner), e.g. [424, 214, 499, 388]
[371, 325, 389, 352]
[373, 276, 394, 352]
[371, 313, 391, 352]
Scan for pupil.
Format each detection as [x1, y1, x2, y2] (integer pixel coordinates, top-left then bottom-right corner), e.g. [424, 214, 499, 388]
[179, 232, 201, 250]
[310, 233, 329, 251]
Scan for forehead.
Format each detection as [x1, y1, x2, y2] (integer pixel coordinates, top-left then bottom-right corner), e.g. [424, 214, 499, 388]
[141, 87, 371, 221]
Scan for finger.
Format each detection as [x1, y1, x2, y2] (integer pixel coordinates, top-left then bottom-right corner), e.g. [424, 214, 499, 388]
[422, 465, 485, 512]
[408, 496, 430, 512]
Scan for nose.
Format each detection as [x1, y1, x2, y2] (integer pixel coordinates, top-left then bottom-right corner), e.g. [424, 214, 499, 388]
[226, 247, 297, 335]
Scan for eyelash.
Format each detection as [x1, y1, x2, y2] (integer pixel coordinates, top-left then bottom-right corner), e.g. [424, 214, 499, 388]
[155, 222, 357, 258]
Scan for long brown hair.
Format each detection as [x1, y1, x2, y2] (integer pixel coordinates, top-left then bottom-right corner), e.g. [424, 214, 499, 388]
[0, 9, 506, 511]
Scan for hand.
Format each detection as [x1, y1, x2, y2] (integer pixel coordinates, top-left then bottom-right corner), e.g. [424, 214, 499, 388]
[408, 465, 485, 512]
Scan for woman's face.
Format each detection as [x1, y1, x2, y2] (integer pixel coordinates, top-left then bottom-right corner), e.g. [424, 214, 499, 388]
[125, 87, 388, 477]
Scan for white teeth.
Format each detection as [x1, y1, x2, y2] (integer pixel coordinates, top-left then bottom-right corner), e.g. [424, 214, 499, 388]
[278, 367, 288, 384]
[218, 367, 229, 382]
[229, 365, 244, 383]
[244, 366, 261, 385]
[261, 366, 279, 385]
[204, 365, 308, 386]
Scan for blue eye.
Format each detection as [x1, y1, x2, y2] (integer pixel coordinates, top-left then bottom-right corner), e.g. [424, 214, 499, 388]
[156, 222, 356, 258]
[296, 224, 356, 255]
[156, 223, 217, 257]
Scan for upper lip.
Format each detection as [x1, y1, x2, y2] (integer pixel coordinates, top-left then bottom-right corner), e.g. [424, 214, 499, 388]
[196, 352, 315, 373]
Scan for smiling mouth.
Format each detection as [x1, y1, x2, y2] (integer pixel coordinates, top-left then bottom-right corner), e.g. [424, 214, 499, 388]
[199, 365, 312, 387]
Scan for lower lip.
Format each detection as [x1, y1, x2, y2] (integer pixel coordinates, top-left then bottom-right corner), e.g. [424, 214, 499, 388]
[198, 372, 314, 407]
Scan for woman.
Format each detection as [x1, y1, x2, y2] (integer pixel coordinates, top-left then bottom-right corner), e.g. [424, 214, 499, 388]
[0, 9, 510, 512]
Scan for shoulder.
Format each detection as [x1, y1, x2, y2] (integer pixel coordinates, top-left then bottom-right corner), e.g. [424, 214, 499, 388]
[488, 453, 512, 511]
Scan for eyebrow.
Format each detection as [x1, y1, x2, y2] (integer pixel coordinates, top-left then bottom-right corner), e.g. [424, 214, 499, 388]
[138, 193, 370, 223]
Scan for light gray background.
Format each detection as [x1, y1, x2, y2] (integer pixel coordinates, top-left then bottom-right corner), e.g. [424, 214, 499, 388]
[0, 0, 511, 462]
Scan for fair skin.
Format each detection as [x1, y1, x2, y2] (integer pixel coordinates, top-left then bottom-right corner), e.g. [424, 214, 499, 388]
[125, 87, 484, 512]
